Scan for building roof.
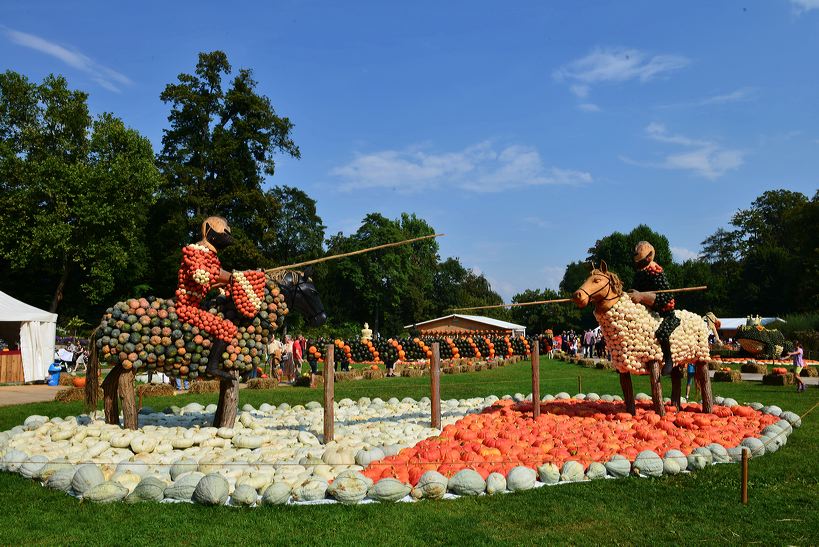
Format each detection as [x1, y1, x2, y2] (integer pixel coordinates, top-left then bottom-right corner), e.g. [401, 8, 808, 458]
[717, 317, 785, 330]
[404, 314, 525, 331]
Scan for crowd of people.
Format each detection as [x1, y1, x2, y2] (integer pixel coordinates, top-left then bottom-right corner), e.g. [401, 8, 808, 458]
[547, 329, 608, 360]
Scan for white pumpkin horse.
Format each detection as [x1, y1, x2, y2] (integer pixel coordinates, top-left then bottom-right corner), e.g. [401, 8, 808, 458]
[571, 261, 714, 415]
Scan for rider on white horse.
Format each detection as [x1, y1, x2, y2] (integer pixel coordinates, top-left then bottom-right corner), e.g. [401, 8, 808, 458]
[627, 241, 679, 376]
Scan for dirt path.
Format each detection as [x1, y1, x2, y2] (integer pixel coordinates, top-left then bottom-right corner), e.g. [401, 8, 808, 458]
[0, 385, 63, 407]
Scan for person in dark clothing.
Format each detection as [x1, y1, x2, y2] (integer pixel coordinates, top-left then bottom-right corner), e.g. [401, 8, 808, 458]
[627, 241, 680, 376]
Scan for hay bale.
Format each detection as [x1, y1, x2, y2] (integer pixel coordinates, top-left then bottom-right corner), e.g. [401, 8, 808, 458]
[763, 373, 794, 386]
[58, 373, 77, 386]
[334, 371, 357, 382]
[473, 363, 486, 372]
[246, 378, 278, 390]
[579, 359, 597, 369]
[55, 387, 102, 403]
[136, 383, 176, 397]
[713, 370, 742, 383]
[400, 368, 423, 378]
[800, 366, 818, 378]
[189, 380, 220, 394]
[361, 369, 384, 380]
[462, 365, 476, 373]
[740, 362, 768, 374]
[442, 366, 460, 375]
[707, 361, 721, 371]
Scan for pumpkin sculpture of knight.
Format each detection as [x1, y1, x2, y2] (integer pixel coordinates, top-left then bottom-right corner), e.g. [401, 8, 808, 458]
[175, 216, 237, 379]
[627, 241, 680, 376]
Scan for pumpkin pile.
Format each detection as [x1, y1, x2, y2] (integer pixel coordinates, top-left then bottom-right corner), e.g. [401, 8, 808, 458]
[363, 398, 781, 485]
[95, 273, 288, 379]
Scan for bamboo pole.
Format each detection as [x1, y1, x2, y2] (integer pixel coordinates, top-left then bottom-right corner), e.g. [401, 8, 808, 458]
[449, 286, 708, 312]
[740, 448, 749, 505]
[265, 233, 445, 274]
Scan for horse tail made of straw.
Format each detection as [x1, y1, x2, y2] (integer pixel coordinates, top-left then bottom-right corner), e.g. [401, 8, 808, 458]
[84, 326, 100, 412]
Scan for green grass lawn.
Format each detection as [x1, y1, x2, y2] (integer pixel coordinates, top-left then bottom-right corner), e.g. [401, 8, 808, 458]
[1, 358, 817, 545]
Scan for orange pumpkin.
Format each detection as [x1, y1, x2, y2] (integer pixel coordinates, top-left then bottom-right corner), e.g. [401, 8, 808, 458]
[72, 376, 86, 388]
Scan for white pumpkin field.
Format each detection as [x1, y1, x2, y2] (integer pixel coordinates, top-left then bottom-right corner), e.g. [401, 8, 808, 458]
[0, 393, 801, 506]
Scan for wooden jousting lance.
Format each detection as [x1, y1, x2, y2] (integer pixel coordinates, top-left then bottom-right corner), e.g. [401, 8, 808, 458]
[265, 233, 445, 274]
[448, 286, 708, 312]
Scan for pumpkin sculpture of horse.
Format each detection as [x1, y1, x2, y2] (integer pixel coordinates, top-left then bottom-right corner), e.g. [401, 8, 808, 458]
[85, 268, 326, 429]
[572, 261, 713, 416]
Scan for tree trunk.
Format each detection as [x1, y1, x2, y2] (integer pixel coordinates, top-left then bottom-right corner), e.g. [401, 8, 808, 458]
[49, 259, 71, 313]
[119, 367, 138, 430]
[102, 366, 123, 425]
[670, 366, 682, 409]
[695, 362, 714, 413]
[619, 372, 636, 415]
[648, 361, 665, 416]
[213, 373, 239, 427]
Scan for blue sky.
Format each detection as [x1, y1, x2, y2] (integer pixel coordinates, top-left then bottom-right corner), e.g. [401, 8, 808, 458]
[2, 1, 818, 299]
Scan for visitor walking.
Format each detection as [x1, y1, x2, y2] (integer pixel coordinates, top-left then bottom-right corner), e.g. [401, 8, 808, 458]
[292, 336, 303, 381]
[685, 362, 696, 400]
[783, 342, 806, 393]
[282, 335, 295, 383]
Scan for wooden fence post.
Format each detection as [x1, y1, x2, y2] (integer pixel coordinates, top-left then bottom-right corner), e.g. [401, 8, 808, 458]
[323, 344, 334, 443]
[431, 342, 441, 430]
[532, 341, 540, 419]
[741, 448, 749, 505]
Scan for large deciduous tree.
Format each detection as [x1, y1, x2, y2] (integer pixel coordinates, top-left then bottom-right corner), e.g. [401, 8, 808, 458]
[0, 71, 162, 313]
[152, 51, 300, 293]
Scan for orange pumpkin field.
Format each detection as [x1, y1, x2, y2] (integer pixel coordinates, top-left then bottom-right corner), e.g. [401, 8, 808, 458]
[362, 399, 779, 486]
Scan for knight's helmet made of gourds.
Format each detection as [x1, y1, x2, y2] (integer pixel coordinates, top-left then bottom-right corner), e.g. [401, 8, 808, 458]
[633, 241, 655, 267]
[201, 216, 234, 251]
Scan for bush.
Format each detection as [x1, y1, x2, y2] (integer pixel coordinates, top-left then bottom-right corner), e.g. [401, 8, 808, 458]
[246, 378, 278, 390]
[137, 383, 175, 397]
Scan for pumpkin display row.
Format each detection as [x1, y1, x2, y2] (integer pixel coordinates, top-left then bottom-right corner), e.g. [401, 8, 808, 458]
[0, 394, 800, 506]
[95, 274, 288, 379]
[305, 335, 534, 368]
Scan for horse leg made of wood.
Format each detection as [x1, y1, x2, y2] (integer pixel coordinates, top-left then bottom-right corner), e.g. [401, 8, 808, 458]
[213, 373, 239, 428]
[670, 366, 682, 410]
[619, 372, 636, 415]
[695, 362, 714, 413]
[119, 367, 138, 430]
[648, 361, 665, 417]
[102, 366, 122, 425]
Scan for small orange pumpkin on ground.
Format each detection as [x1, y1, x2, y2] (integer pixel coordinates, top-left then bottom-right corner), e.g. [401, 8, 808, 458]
[72, 376, 86, 388]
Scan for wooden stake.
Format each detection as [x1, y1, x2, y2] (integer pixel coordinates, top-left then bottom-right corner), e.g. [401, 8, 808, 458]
[431, 343, 441, 430]
[577, 374, 582, 394]
[266, 233, 444, 274]
[532, 341, 540, 419]
[449, 286, 708, 312]
[648, 361, 665, 417]
[324, 344, 334, 443]
[620, 372, 636, 415]
[741, 448, 749, 505]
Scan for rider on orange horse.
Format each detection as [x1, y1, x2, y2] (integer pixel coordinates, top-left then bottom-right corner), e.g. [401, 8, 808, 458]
[627, 241, 679, 376]
[175, 216, 236, 379]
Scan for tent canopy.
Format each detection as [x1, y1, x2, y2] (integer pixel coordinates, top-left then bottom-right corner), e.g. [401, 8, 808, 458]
[0, 290, 57, 322]
[0, 290, 57, 383]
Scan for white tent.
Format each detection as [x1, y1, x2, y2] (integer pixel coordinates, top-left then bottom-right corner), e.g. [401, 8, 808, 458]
[0, 290, 57, 382]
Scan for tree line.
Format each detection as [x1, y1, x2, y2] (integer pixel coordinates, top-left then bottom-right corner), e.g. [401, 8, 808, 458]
[1, 51, 816, 338]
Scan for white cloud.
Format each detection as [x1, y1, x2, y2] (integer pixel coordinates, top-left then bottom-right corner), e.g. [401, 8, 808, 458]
[331, 142, 592, 193]
[554, 47, 689, 91]
[791, 0, 819, 12]
[522, 216, 549, 229]
[570, 84, 590, 98]
[671, 246, 700, 262]
[622, 123, 744, 180]
[658, 87, 757, 109]
[578, 103, 601, 112]
[2, 27, 131, 92]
